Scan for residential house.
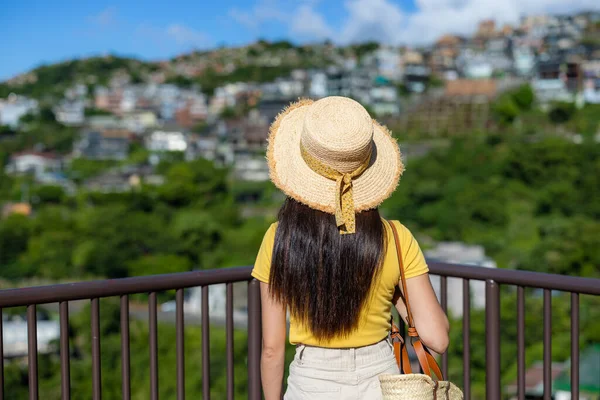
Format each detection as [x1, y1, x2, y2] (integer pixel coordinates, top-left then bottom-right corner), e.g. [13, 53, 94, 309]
[120, 87, 138, 114]
[64, 83, 88, 100]
[160, 283, 249, 327]
[5, 151, 62, 177]
[553, 345, 600, 400]
[513, 46, 536, 77]
[582, 60, 600, 104]
[370, 46, 402, 81]
[326, 66, 372, 105]
[1, 203, 32, 218]
[74, 129, 131, 160]
[84, 164, 162, 193]
[233, 154, 270, 182]
[476, 19, 497, 39]
[257, 99, 291, 124]
[87, 115, 124, 130]
[94, 87, 123, 115]
[146, 128, 188, 152]
[426, 242, 497, 317]
[3, 310, 59, 358]
[185, 133, 219, 162]
[36, 172, 76, 195]
[430, 35, 463, 74]
[459, 51, 494, 79]
[0, 94, 38, 128]
[506, 345, 600, 400]
[532, 58, 573, 103]
[309, 70, 328, 98]
[209, 83, 250, 116]
[84, 171, 135, 193]
[260, 77, 304, 101]
[54, 100, 85, 126]
[506, 362, 566, 400]
[174, 94, 208, 128]
[219, 110, 270, 181]
[369, 76, 400, 116]
[122, 110, 158, 133]
[485, 37, 513, 74]
[401, 50, 430, 93]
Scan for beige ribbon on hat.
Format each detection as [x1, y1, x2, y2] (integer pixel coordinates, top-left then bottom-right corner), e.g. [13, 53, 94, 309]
[300, 144, 372, 234]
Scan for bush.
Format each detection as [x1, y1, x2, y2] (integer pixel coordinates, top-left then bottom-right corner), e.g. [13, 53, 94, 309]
[548, 101, 576, 124]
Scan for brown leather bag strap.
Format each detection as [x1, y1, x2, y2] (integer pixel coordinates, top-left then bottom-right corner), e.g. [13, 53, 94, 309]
[389, 220, 443, 381]
[389, 220, 415, 329]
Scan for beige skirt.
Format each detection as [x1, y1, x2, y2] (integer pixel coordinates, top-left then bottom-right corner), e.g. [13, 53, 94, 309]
[285, 337, 400, 400]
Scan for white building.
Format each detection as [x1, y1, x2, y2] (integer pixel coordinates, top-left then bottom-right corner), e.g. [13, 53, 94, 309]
[54, 100, 85, 126]
[309, 71, 328, 98]
[146, 130, 188, 152]
[160, 284, 248, 325]
[513, 48, 536, 77]
[531, 78, 573, 104]
[426, 242, 497, 317]
[0, 94, 38, 128]
[373, 47, 402, 81]
[3, 312, 59, 358]
[5, 151, 62, 177]
[122, 111, 158, 133]
[233, 155, 269, 182]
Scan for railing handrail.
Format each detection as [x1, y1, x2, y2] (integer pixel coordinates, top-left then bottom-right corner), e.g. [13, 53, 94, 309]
[0, 266, 253, 308]
[429, 262, 600, 295]
[1, 262, 599, 308]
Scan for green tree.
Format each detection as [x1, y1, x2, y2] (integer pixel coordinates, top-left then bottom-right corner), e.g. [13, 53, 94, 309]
[492, 95, 520, 125]
[511, 84, 535, 110]
[0, 214, 31, 278]
[127, 254, 192, 276]
[548, 101, 576, 124]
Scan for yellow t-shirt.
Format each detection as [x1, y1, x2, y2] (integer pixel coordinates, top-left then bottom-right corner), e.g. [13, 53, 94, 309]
[251, 219, 429, 348]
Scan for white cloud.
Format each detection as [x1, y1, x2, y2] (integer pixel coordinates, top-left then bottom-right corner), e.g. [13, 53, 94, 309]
[229, 0, 287, 30]
[166, 24, 210, 47]
[398, 0, 600, 44]
[231, 0, 600, 46]
[88, 6, 117, 27]
[136, 23, 211, 50]
[339, 0, 405, 44]
[291, 5, 334, 40]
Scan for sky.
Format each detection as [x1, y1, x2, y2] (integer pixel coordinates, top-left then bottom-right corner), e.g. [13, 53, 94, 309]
[1, 0, 599, 81]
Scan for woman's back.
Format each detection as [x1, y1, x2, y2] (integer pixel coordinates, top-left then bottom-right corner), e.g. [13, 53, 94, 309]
[254, 96, 448, 400]
[252, 218, 429, 347]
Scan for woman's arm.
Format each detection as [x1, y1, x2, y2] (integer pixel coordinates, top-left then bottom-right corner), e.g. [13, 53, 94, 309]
[394, 273, 449, 354]
[259, 282, 287, 400]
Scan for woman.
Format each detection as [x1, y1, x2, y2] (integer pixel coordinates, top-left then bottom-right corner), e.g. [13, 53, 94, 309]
[252, 96, 449, 399]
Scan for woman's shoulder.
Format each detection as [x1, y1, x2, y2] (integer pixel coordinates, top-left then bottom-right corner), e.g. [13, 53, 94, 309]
[263, 221, 278, 241]
[382, 218, 412, 236]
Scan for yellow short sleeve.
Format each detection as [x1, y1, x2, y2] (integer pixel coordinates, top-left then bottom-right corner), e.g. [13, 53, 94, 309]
[393, 220, 429, 279]
[251, 223, 278, 283]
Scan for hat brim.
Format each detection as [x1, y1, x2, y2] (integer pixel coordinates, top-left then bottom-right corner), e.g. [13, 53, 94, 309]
[267, 99, 404, 214]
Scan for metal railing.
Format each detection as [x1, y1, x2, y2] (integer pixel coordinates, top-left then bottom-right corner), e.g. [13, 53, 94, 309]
[0, 263, 599, 400]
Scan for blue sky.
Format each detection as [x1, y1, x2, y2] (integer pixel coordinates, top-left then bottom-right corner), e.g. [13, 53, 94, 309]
[1, 0, 598, 81]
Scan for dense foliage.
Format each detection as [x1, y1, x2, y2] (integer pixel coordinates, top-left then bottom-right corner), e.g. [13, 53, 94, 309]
[2, 80, 599, 397]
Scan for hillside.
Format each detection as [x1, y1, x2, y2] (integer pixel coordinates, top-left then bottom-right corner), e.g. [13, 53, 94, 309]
[0, 40, 360, 99]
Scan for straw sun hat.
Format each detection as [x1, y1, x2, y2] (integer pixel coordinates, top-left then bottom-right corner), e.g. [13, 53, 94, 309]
[267, 96, 404, 234]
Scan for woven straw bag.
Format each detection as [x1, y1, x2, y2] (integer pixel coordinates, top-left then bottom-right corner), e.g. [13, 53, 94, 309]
[379, 221, 463, 400]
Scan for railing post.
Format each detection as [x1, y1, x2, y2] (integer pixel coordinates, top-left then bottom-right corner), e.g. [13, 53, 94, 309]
[0, 308, 4, 400]
[247, 279, 262, 400]
[485, 280, 501, 400]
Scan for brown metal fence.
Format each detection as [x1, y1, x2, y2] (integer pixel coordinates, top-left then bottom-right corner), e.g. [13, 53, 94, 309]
[0, 263, 598, 400]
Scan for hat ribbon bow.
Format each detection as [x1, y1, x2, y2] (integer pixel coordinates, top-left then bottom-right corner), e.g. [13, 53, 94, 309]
[300, 144, 372, 234]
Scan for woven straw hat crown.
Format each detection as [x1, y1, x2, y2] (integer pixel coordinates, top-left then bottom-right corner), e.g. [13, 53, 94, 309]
[301, 97, 374, 173]
[267, 96, 404, 231]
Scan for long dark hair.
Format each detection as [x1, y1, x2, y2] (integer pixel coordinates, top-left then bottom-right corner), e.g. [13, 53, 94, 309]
[269, 197, 386, 341]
